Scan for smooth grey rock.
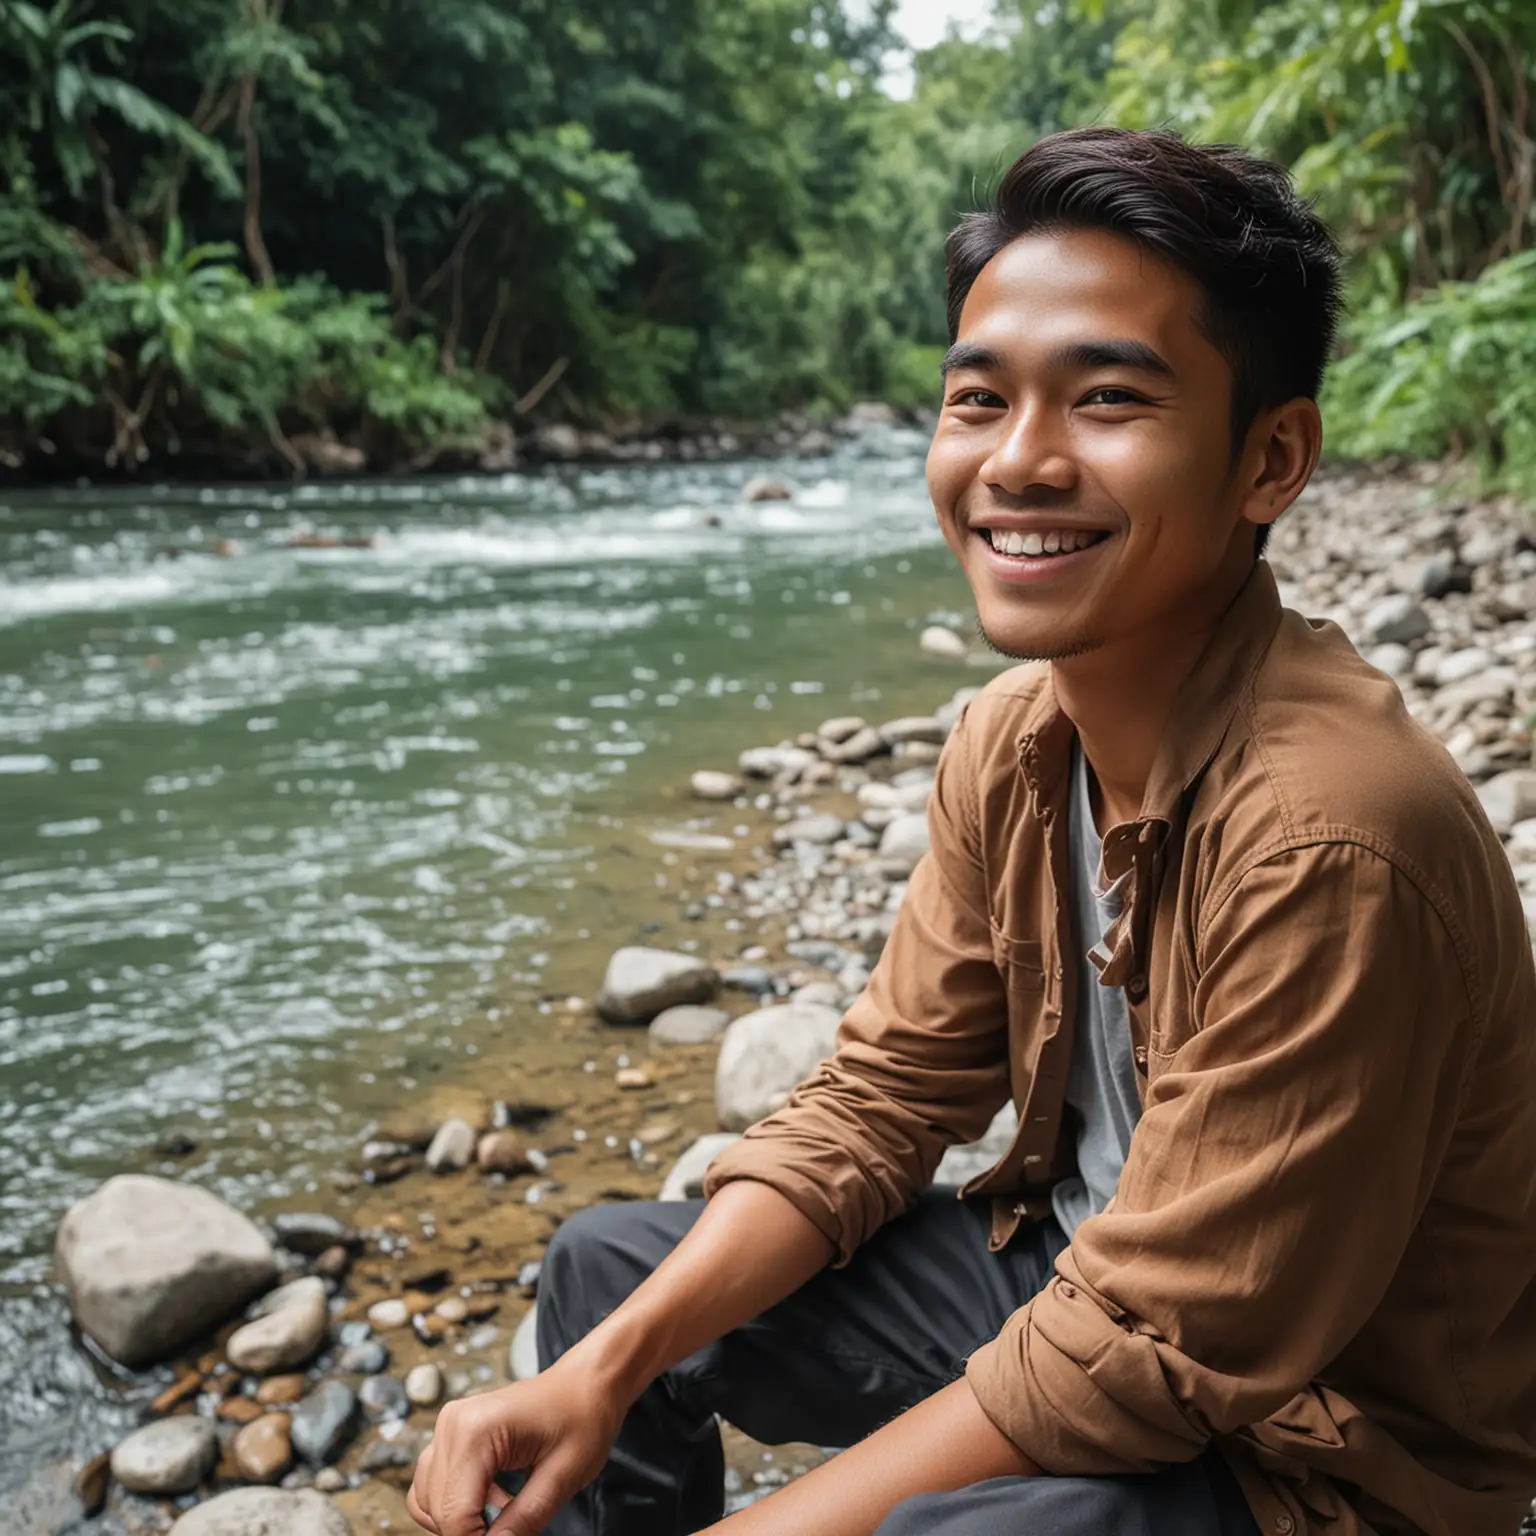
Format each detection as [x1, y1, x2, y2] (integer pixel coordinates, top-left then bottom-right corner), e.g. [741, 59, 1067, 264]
[689, 770, 743, 801]
[659, 1132, 744, 1201]
[1435, 647, 1495, 687]
[1365, 642, 1414, 679]
[933, 1104, 1020, 1188]
[791, 982, 844, 1009]
[271, 1214, 359, 1258]
[357, 1373, 408, 1421]
[649, 1004, 731, 1046]
[738, 745, 816, 781]
[246, 1275, 326, 1322]
[55, 1175, 277, 1369]
[110, 1416, 217, 1495]
[715, 1003, 843, 1131]
[772, 813, 845, 848]
[360, 1427, 428, 1473]
[877, 813, 931, 872]
[336, 1338, 388, 1375]
[169, 1487, 353, 1536]
[816, 715, 867, 744]
[879, 716, 949, 746]
[819, 726, 886, 765]
[1362, 593, 1432, 645]
[290, 1381, 357, 1466]
[1478, 771, 1536, 836]
[919, 626, 967, 658]
[509, 1304, 540, 1381]
[229, 1276, 328, 1373]
[595, 947, 719, 1024]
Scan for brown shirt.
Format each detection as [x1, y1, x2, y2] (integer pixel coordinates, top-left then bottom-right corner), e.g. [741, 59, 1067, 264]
[704, 563, 1536, 1536]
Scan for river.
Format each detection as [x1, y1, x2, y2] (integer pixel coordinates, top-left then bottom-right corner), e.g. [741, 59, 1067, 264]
[0, 425, 984, 1493]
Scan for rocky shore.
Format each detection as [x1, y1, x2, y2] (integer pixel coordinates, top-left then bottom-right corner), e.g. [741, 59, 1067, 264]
[39, 458, 1536, 1534]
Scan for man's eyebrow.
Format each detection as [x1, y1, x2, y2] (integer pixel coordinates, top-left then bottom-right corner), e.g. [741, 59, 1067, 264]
[1048, 339, 1176, 379]
[939, 341, 1003, 376]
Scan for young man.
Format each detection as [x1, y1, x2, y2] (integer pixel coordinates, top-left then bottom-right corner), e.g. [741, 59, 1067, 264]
[408, 128, 1536, 1536]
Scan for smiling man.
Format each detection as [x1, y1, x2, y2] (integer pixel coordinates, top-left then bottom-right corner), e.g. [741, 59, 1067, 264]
[408, 129, 1536, 1536]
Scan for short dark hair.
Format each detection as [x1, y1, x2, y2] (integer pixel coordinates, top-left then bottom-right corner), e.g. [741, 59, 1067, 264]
[945, 127, 1342, 556]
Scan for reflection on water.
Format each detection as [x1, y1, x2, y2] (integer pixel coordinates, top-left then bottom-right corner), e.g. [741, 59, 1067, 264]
[0, 428, 982, 1469]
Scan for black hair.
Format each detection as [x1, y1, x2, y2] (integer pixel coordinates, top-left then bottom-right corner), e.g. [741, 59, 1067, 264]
[945, 127, 1342, 556]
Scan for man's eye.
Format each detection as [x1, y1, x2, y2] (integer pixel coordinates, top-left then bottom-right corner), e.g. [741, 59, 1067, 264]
[948, 388, 1005, 408]
[1081, 387, 1143, 407]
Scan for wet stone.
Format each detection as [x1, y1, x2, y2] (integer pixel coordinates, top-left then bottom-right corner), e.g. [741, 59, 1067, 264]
[337, 1338, 389, 1374]
[426, 1116, 477, 1173]
[290, 1380, 357, 1466]
[271, 1213, 359, 1257]
[405, 1363, 444, 1407]
[358, 1373, 409, 1420]
[110, 1416, 218, 1495]
[231, 1413, 293, 1484]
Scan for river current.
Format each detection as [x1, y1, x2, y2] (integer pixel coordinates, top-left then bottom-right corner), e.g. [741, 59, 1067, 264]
[0, 426, 982, 1486]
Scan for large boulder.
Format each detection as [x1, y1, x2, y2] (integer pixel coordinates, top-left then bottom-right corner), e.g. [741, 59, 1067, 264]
[715, 1003, 842, 1131]
[169, 1487, 352, 1536]
[55, 1175, 277, 1369]
[658, 1132, 743, 1201]
[595, 947, 719, 1025]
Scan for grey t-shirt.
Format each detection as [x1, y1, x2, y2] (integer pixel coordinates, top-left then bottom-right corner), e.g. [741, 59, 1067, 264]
[1050, 743, 1143, 1238]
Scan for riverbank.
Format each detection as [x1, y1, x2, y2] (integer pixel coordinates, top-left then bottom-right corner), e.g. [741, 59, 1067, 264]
[25, 457, 1536, 1534]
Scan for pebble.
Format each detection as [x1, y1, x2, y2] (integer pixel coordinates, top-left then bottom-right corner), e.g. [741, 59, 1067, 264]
[425, 1116, 477, 1173]
[649, 1004, 731, 1045]
[314, 1467, 347, 1493]
[227, 1276, 328, 1374]
[406, 1362, 444, 1407]
[477, 1129, 534, 1175]
[919, 625, 967, 658]
[690, 769, 744, 800]
[271, 1213, 359, 1257]
[1362, 592, 1432, 645]
[358, 1373, 409, 1420]
[338, 1338, 389, 1374]
[232, 1413, 293, 1484]
[256, 1374, 306, 1405]
[290, 1380, 357, 1465]
[595, 946, 720, 1024]
[615, 1066, 654, 1089]
[366, 1298, 410, 1331]
[110, 1416, 218, 1495]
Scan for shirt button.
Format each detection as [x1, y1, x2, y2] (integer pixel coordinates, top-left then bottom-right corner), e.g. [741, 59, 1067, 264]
[1134, 1046, 1148, 1067]
[1058, 1282, 1077, 1299]
[1275, 1516, 1295, 1535]
[1126, 973, 1148, 1001]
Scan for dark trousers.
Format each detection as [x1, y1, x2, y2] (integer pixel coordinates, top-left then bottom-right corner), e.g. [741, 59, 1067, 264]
[533, 1191, 1261, 1536]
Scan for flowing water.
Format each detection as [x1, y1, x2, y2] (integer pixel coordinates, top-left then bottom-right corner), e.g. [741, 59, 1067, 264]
[0, 426, 984, 1489]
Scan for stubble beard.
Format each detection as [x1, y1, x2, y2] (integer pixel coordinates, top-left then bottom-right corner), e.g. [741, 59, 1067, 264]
[973, 613, 1105, 664]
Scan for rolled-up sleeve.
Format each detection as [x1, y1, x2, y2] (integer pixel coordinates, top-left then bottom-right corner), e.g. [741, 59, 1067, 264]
[966, 841, 1474, 1471]
[703, 701, 1013, 1264]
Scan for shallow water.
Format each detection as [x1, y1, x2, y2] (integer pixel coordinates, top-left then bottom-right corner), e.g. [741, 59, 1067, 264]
[0, 427, 983, 1476]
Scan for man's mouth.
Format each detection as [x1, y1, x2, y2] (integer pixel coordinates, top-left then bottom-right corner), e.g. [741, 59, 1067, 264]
[976, 526, 1111, 559]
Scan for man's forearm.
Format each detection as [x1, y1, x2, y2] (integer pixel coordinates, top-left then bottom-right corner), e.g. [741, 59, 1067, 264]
[560, 1181, 836, 1404]
[704, 1377, 1041, 1536]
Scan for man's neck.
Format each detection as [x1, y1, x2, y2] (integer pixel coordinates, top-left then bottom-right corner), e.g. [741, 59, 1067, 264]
[1052, 560, 1255, 835]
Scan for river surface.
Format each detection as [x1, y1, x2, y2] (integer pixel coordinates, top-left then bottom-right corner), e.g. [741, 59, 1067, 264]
[0, 426, 983, 1486]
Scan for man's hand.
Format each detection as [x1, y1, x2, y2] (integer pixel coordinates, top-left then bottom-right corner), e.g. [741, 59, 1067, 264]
[405, 1357, 623, 1536]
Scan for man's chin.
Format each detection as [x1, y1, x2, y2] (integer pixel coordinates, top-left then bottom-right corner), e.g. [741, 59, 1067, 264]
[974, 615, 1102, 664]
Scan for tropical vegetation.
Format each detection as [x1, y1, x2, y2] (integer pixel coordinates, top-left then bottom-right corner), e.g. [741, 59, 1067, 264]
[1, 0, 1532, 488]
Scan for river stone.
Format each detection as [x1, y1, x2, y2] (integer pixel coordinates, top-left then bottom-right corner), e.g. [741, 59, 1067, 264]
[169, 1487, 353, 1536]
[879, 716, 949, 746]
[595, 947, 719, 1024]
[649, 1004, 731, 1046]
[425, 1116, 476, 1173]
[56, 1174, 278, 1369]
[337, 1338, 388, 1374]
[715, 1003, 842, 1131]
[738, 745, 815, 781]
[405, 1362, 444, 1408]
[816, 715, 867, 744]
[509, 1305, 540, 1381]
[742, 476, 793, 502]
[689, 770, 743, 801]
[271, 1214, 359, 1258]
[232, 1414, 293, 1484]
[247, 1275, 327, 1322]
[227, 1278, 329, 1374]
[477, 1129, 534, 1175]
[290, 1381, 357, 1466]
[1362, 593, 1432, 645]
[1435, 647, 1495, 687]
[366, 1298, 409, 1331]
[658, 1133, 744, 1201]
[772, 812, 845, 848]
[877, 813, 931, 872]
[358, 1373, 409, 1420]
[110, 1416, 218, 1495]
[933, 1104, 1020, 1188]
[919, 625, 967, 658]
[820, 726, 886, 765]
[1478, 771, 1536, 836]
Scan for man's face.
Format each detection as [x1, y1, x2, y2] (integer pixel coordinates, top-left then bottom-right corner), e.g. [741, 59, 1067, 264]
[926, 228, 1264, 662]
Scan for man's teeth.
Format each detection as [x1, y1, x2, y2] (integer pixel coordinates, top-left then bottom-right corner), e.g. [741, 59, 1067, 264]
[985, 528, 1100, 557]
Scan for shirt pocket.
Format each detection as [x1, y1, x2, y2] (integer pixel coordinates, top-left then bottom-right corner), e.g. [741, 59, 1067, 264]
[990, 924, 1048, 1098]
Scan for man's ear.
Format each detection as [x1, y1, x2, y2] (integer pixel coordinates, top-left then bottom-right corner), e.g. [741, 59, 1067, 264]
[1241, 397, 1322, 537]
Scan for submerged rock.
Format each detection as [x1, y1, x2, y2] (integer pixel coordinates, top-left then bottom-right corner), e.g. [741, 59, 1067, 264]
[55, 1175, 277, 1368]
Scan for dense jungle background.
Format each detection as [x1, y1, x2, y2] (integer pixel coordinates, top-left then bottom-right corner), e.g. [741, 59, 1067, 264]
[2, 0, 1534, 484]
